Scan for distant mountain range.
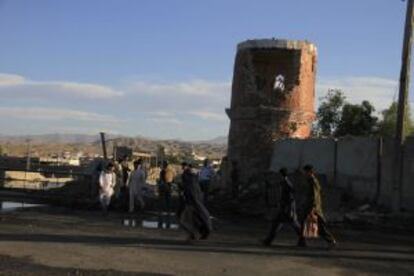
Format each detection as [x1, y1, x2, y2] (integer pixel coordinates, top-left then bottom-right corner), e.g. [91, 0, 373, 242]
[197, 136, 227, 145]
[0, 133, 227, 158]
[0, 133, 102, 144]
[0, 133, 228, 146]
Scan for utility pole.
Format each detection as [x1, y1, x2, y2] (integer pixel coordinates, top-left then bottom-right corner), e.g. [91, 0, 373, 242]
[100, 132, 108, 160]
[24, 139, 32, 189]
[393, 0, 414, 211]
[397, 0, 414, 143]
[25, 139, 32, 171]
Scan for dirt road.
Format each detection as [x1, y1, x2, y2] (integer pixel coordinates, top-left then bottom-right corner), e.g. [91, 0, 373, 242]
[0, 207, 413, 275]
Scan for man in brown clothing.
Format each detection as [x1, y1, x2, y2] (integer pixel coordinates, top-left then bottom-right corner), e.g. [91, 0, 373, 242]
[301, 164, 336, 248]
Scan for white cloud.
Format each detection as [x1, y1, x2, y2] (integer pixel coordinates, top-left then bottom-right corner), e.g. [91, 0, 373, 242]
[148, 117, 184, 126]
[144, 110, 183, 126]
[0, 75, 233, 139]
[148, 111, 176, 118]
[0, 107, 120, 123]
[0, 73, 123, 99]
[1, 74, 406, 139]
[50, 82, 123, 98]
[148, 109, 227, 123]
[0, 73, 25, 86]
[189, 110, 228, 122]
[317, 76, 398, 112]
[124, 79, 231, 123]
[127, 79, 230, 99]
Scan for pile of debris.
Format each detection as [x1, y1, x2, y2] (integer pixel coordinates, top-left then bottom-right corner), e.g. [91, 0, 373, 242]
[343, 204, 387, 226]
[343, 204, 414, 232]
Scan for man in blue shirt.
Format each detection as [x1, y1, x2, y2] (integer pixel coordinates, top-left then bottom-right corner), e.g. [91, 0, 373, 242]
[198, 159, 215, 206]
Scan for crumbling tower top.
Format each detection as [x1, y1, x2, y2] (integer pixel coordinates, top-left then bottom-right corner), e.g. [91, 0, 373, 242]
[237, 39, 317, 53]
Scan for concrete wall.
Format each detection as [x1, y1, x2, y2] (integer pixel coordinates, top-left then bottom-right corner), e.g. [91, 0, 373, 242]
[270, 136, 414, 211]
[378, 139, 395, 208]
[402, 137, 414, 210]
[336, 137, 379, 201]
[270, 138, 335, 179]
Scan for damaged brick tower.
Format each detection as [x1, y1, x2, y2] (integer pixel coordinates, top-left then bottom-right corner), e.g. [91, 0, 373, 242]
[226, 39, 317, 185]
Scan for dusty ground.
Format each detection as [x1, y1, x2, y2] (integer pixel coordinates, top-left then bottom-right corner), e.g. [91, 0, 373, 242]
[0, 207, 413, 276]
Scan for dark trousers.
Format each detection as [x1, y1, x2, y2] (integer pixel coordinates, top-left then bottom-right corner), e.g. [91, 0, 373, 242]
[194, 211, 211, 237]
[119, 186, 129, 211]
[176, 194, 185, 219]
[158, 184, 172, 227]
[301, 212, 335, 244]
[264, 212, 302, 244]
[199, 180, 210, 205]
[231, 179, 239, 199]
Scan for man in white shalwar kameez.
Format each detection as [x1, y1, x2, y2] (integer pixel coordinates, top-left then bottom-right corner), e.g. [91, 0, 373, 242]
[99, 163, 116, 213]
[128, 159, 146, 213]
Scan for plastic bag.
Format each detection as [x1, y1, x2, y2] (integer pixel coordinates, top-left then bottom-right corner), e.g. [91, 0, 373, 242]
[303, 209, 319, 238]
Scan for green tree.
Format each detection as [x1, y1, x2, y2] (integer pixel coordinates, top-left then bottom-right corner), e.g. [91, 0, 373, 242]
[335, 101, 378, 137]
[316, 89, 346, 136]
[378, 102, 414, 138]
[315, 89, 378, 137]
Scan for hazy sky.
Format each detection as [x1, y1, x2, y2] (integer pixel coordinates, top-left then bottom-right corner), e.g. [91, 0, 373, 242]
[0, 0, 410, 140]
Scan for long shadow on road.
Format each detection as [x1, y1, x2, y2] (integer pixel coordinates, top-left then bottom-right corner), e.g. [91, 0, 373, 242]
[0, 233, 413, 264]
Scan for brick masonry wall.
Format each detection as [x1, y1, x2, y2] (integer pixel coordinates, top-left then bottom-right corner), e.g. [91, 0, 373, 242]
[226, 39, 317, 184]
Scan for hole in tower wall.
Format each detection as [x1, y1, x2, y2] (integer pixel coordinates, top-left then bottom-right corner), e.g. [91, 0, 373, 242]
[273, 74, 285, 92]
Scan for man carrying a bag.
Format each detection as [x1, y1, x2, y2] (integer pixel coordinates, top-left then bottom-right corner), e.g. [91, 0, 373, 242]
[301, 164, 336, 248]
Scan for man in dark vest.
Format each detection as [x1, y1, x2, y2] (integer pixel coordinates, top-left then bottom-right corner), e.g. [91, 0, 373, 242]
[179, 162, 212, 241]
[262, 168, 302, 246]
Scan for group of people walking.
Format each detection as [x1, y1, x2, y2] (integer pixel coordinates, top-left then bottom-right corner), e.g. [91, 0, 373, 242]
[97, 158, 215, 241]
[263, 165, 336, 248]
[97, 158, 336, 247]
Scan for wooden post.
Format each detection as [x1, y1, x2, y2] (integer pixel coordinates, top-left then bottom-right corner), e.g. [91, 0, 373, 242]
[25, 139, 31, 171]
[333, 138, 338, 186]
[375, 137, 383, 204]
[393, 0, 414, 211]
[100, 132, 108, 160]
[397, 0, 414, 144]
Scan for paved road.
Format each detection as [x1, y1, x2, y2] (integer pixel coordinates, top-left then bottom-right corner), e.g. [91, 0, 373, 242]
[0, 207, 413, 275]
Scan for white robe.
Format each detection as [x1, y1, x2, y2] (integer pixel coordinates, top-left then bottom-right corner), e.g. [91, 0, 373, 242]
[99, 171, 116, 207]
[99, 171, 115, 198]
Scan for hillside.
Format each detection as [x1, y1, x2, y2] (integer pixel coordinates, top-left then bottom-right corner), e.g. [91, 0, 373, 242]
[0, 134, 227, 160]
